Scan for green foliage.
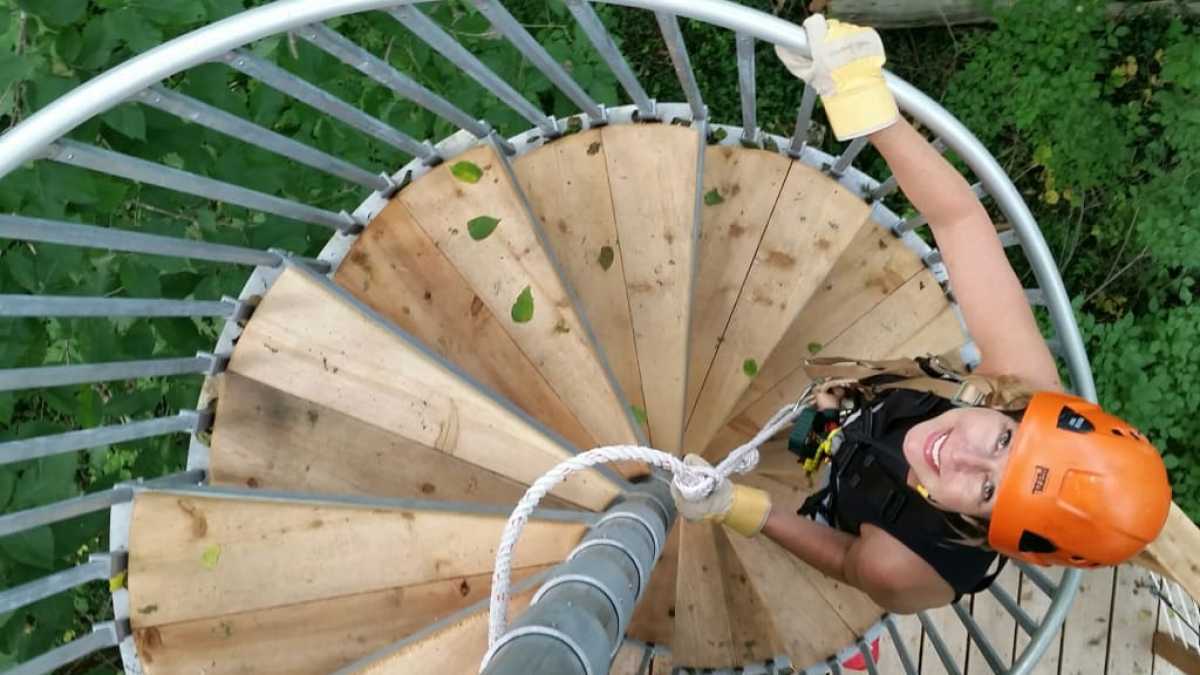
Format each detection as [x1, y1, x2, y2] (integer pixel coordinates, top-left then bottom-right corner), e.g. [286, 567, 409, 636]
[941, 2, 1200, 517]
[510, 285, 534, 324]
[0, 0, 618, 667]
[467, 215, 500, 241]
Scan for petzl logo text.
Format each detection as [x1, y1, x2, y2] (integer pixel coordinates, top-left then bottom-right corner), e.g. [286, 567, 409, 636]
[1032, 466, 1050, 494]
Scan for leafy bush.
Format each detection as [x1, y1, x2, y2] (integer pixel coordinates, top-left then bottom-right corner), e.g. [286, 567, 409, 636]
[0, 0, 616, 668]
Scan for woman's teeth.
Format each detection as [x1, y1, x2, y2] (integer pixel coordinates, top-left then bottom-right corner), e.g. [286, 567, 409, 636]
[932, 433, 947, 471]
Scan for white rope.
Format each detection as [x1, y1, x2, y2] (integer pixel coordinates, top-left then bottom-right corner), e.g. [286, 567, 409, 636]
[482, 397, 811, 669]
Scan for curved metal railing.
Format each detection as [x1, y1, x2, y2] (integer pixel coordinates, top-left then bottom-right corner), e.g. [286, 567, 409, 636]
[0, 1, 1090, 673]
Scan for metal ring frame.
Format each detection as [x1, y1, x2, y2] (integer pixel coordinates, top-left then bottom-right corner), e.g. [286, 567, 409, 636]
[0, 1, 1091, 674]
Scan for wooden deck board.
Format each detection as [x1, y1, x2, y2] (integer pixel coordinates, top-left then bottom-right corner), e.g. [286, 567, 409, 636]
[126, 491, 584, 627]
[227, 266, 620, 511]
[715, 526, 787, 664]
[209, 372, 571, 508]
[512, 129, 646, 416]
[1059, 568, 1117, 675]
[396, 144, 639, 449]
[1109, 565, 1159, 675]
[684, 162, 870, 453]
[132, 565, 550, 675]
[334, 198, 593, 450]
[602, 124, 701, 453]
[966, 563, 1020, 673]
[686, 146, 792, 420]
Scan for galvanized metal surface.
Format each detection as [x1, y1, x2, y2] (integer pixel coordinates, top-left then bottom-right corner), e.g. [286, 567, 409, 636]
[735, 32, 758, 143]
[0, 355, 215, 393]
[564, 0, 656, 120]
[0, 554, 123, 616]
[9, 623, 122, 675]
[655, 12, 706, 120]
[918, 610, 966, 675]
[0, 412, 203, 466]
[0, 295, 236, 319]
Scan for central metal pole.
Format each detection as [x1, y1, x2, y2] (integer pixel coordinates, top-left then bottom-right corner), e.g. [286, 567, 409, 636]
[482, 478, 676, 675]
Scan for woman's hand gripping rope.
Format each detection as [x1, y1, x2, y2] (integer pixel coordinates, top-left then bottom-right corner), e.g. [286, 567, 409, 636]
[482, 389, 816, 670]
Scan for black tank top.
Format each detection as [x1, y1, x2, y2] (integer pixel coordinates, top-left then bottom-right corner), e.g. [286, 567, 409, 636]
[824, 390, 1002, 597]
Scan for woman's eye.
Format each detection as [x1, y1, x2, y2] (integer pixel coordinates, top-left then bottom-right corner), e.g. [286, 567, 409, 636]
[997, 429, 1013, 451]
[982, 479, 996, 503]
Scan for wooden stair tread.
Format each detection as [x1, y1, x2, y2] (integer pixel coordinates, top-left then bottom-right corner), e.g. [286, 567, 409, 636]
[395, 143, 640, 452]
[132, 565, 551, 675]
[345, 582, 541, 674]
[512, 129, 646, 415]
[672, 521, 737, 667]
[683, 161, 873, 453]
[226, 265, 621, 510]
[737, 216, 926, 413]
[715, 526, 787, 663]
[334, 198, 594, 451]
[707, 268, 962, 459]
[723, 532, 864, 668]
[687, 145, 792, 420]
[602, 124, 702, 453]
[209, 372, 571, 508]
[126, 490, 587, 626]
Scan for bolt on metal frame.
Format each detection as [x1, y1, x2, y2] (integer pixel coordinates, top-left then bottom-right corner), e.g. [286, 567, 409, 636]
[0, 1, 1093, 673]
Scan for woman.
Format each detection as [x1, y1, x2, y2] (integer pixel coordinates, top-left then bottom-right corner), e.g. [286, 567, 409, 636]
[673, 15, 1173, 614]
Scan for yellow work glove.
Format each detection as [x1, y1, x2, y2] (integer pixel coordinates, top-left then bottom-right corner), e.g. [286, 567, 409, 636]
[670, 454, 772, 537]
[775, 14, 899, 141]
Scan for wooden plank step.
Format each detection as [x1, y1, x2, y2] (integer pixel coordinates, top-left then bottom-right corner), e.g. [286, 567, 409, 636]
[1058, 568, 1116, 675]
[735, 216, 926, 415]
[209, 372, 571, 508]
[714, 526, 787, 664]
[687, 146, 792, 420]
[723, 530, 860, 668]
[126, 489, 589, 627]
[684, 161, 873, 453]
[1106, 564, 1157, 675]
[226, 264, 622, 511]
[343, 578, 543, 674]
[512, 129, 646, 416]
[132, 564, 552, 675]
[601, 124, 702, 453]
[673, 521, 737, 668]
[334, 197, 593, 451]
[395, 143, 641, 452]
[705, 269, 961, 460]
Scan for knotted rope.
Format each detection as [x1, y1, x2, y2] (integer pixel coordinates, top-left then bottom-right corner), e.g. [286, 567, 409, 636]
[484, 390, 816, 667]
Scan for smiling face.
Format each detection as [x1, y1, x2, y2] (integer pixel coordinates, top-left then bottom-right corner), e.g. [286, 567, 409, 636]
[901, 406, 1019, 518]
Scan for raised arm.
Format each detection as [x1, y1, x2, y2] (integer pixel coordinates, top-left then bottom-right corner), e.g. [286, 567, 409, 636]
[868, 120, 1061, 391]
[777, 15, 1060, 391]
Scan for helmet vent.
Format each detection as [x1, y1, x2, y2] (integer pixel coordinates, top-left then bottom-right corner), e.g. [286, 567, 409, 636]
[1056, 406, 1094, 433]
[1018, 530, 1058, 554]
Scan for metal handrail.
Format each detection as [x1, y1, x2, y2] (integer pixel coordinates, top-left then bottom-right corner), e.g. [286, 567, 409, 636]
[0, 1, 1092, 674]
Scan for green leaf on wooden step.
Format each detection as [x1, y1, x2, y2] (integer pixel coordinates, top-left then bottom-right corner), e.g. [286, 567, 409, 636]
[807, 342, 823, 355]
[451, 161, 484, 184]
[109, 571, 127, 592]
[511, 286, 534, 324]
[468, 216, 500, 241]
[598, 245, 615, 271]
[630, 405, 648, 427]
[704, 189, 724, 206]
[742, 358, 759, 377]
[200, 544, 221, 570]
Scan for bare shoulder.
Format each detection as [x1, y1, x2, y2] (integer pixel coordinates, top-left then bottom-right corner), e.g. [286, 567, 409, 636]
[846, 524, 955, 613]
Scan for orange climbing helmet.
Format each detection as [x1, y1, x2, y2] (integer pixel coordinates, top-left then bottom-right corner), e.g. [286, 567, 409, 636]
[988, 392, 1172, 567]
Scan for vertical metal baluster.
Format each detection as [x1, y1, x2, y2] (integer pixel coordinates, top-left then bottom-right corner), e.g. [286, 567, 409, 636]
[10, 622, 121, 675]
[135, 86, 390, 191]
[46, 140, 357, 231]
[735, 32, 757, 144]
[0, 412, 204, 465]
[222, 50, 437, 161]
[388, 5, 559, 136]
[788, 83, 818, 157]
[830, 136, 869, 177]
[563, 0, 656, 120]
[918, 611, 966, 675]
[294, 23, 491, 148]
[885, 615, 920, 675]
[654, 12, 706, 121]
[989, 583, 1039, 637]
[857, 637, 881, 675]
[869, 174, 899, 200]
[471, 0, 605, 124]
[952, 601, 1007, 674]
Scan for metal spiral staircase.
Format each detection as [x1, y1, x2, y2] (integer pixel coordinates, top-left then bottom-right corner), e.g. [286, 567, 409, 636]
[0, 1, 1097, 673]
